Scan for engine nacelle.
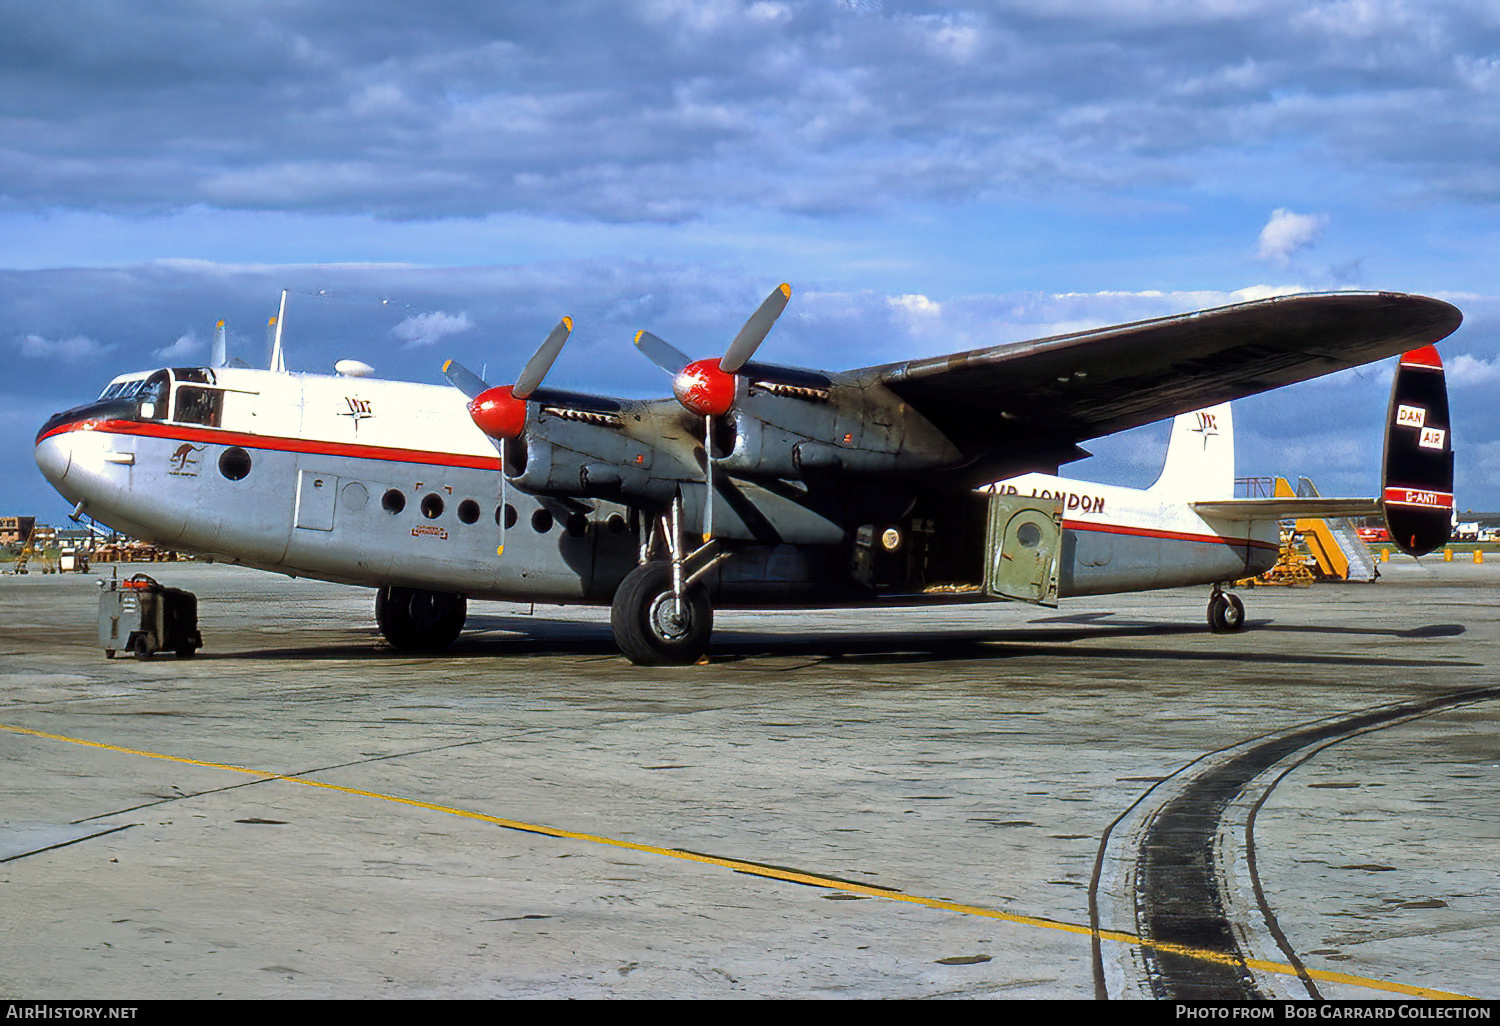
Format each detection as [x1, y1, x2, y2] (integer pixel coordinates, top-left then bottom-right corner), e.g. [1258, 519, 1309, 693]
[507, 419, 678, 505]
[715, 382, 962, 479]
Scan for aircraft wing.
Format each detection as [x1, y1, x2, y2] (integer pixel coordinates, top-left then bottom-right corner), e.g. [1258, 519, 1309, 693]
[1190, 498, 1382, 522]
[862, 291, 1461, 481]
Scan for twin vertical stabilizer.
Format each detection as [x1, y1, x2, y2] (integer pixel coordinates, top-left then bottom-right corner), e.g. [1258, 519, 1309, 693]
[1148, 402, 1234, 501]
[1383, 345, 1453, 555]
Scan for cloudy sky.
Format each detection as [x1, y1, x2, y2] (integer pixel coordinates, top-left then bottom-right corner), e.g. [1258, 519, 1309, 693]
[5, 0, 1500, 526]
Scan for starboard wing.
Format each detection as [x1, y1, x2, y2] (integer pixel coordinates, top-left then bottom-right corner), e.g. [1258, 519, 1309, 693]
[860, 291, 1461, 482]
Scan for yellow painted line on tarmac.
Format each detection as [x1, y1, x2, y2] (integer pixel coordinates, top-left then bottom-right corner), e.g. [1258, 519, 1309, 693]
[0, 721, 1473, 1001]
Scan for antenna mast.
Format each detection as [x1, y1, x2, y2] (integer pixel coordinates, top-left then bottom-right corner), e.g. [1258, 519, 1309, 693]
[270, 290, 288, 373]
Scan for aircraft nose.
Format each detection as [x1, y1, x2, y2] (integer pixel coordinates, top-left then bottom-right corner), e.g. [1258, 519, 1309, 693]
[34, 432, 73, 485]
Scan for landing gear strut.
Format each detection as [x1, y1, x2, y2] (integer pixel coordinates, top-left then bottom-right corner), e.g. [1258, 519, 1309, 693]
[611, 494, 729, 665]
[376, 586, 467, 651]
[1207, 585, 1245, 633]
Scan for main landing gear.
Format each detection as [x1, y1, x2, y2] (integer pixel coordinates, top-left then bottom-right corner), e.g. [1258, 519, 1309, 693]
[1207, 584, 1245, 633]
[376, 585, 467, 651]
[610, 495, 730, 665]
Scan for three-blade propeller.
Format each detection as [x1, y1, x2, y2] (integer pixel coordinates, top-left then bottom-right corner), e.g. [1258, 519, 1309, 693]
[635, 283, 792, 418]
[444, 316, 573, 441]
[443, 317, 573, 556]
[634, 283, 793, 541]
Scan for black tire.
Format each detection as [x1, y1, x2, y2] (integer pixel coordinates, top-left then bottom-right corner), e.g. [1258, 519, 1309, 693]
[132, 634, 153, 660]
[1221, 592, 1245, 631]
[610, 562, 712, 666]
[376, 586, 467, 651]
[1208, 592, 1246, 633]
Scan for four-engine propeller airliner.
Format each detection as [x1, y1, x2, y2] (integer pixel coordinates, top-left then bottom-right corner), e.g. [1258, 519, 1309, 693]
[34, 287, 1459, 663]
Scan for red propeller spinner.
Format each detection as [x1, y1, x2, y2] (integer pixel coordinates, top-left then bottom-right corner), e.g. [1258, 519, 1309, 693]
[637, 283, 792, 418]
[673, 359, 738, 418]
[467, 385, 528, 439]
[442, 317, 572, 442]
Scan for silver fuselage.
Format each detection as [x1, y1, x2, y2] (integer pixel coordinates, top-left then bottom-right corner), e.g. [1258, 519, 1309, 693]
[35, 366, 1276, 606]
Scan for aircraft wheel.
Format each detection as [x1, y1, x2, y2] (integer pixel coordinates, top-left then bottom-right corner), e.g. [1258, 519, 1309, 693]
[1208, 592, 1245, 633]
[610, 562, 712, 666]
[376, 586, 467, 651]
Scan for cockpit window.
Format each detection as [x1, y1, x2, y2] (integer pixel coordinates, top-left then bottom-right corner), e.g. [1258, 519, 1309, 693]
[174, 385, 224, 427]
[99, 379, 147, 401]
[139, 371, 170, 421]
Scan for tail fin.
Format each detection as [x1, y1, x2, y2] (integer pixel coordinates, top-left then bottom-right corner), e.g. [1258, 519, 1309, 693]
[1382, 345, 1452, 555]
[1148, 402, 1234, 500]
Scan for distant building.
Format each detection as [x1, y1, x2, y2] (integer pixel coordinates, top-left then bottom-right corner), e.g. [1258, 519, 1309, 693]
[1, 516, 36, 546]
[1455, 510, 1500, 541]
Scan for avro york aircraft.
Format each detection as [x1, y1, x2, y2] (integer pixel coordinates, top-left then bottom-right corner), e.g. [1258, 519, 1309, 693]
[35, 287, 1459, 663]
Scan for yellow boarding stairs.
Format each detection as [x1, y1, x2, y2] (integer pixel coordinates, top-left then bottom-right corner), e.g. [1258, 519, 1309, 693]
[1284, 476, 1378, 581]
[1241, 477, 1378, 586]
[13, 526, 37, 574]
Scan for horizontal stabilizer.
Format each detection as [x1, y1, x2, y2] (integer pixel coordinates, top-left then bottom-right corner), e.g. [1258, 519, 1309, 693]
[1192, 497, 1381, 521]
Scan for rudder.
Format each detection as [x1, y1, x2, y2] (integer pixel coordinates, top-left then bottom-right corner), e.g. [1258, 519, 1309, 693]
[1382, 346, 1453, 556]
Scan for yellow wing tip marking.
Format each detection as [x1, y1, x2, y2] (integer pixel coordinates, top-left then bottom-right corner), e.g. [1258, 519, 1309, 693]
[442, 359, 453, 373]
[562, 315, 573, 331]
[779, 283, 792, 298]
[633, 329, 645, 343]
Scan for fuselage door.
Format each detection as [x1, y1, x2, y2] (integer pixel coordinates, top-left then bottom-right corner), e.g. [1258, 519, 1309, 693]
[295, 470, 340, 531]
[984, 494, 1064, 607]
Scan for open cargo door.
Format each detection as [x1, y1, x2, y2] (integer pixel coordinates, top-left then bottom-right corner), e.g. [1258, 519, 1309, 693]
[984, 494, 1064, 607]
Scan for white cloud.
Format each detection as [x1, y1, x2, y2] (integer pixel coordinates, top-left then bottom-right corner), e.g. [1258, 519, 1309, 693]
[1256, 209, 1328, 265]
[1, 1, 1493, 222]
[888, 293, 941, 316]
[16, 333, 110, 361]
[392, 311, 474, 349]
[153, 332, 201, 361]
[1447, 353, 1500, 387]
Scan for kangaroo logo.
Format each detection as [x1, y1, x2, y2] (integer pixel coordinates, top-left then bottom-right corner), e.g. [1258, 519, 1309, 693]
[168, 443, 204, 476]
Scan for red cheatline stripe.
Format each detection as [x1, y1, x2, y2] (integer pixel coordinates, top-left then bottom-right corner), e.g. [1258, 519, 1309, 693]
[1065, 519, 1280, 553]
[36, 419, 502, 472]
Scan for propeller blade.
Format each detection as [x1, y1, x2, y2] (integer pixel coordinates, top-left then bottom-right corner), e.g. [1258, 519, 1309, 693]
[704, 414, 715, 543]
[634, 330, 692, 376]
[442, 359, 491, 400]
[497, 451, 509, 557]
[514, 316, 573, 399]
[720, 283, 791, 374]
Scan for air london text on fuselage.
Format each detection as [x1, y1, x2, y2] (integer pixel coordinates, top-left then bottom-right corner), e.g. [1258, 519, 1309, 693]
[990, 483, 1108, 516]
